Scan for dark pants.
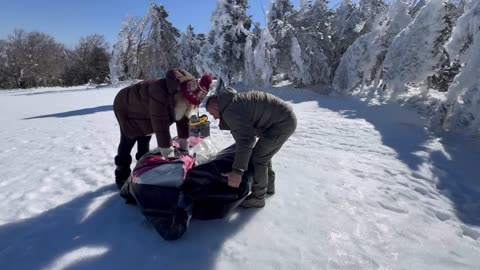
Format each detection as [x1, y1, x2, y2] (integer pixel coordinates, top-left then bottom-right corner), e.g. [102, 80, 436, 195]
[114, 129, 152, 169]
[250, 114, 297, 199]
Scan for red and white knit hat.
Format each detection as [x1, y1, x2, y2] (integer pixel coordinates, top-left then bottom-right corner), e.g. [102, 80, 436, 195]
[180, 74, 212, 105]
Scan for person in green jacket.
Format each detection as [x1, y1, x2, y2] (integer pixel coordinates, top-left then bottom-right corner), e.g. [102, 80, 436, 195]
[205, 87, 297, 208]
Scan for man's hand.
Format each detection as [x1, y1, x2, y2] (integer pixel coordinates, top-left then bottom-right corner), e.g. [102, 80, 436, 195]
[221, 171, 242, 188]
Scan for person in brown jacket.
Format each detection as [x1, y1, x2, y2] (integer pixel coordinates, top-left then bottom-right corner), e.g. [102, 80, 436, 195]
[205, 87, 296, 208]
[113, 68, 212, 188]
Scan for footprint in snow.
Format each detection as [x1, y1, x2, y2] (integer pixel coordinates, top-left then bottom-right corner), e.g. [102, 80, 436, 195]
[378, 201, 409, 214]
[460, 225, 480, 240]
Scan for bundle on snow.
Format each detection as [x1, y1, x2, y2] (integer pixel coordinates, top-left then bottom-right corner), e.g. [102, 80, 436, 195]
[182, 144, 253, 220]
[120, 141, 252, 240]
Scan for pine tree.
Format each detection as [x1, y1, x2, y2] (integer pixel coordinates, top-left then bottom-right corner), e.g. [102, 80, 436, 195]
[243, 22, 262, 87]
[198, 0, 252, 84]
[254, 28, 275, 87]
[268, 0, 295, 24]
[143, 3, 180, 78]
[243, 22, 275, 88]
[290, 0, 334, 85]
[430, 0, 480, 135]
[383, 0, 452, 99]
[331, 0, 357, 70]
[178, 25, 201, 77]
[333, 0, 408, 95]
[110, 16, 145, 82]
[267, 0, 297, 82]
[426, 1, 465, 92]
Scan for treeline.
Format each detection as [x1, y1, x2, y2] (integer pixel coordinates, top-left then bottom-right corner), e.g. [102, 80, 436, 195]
[0, 30, 110, 89]
[111, 0, 479, 136]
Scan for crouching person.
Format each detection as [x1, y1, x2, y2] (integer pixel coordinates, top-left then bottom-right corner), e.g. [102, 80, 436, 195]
[205, 88, 296, 208]
[113, 68, 212, 189]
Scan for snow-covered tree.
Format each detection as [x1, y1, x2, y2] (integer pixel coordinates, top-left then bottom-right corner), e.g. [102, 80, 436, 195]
[354, 0, 389, 35]
[331, 0, 357, 68]
[244, 23, 275, 88]
[383, 0, 452, 99]
[333, 0, 410, 94]
[297, 0, 334, 85]
[430, 0, 480, 135]
[178, 25, 201, 77]
[143, 3, 180, 78]
[267, 0, 297, 82]
[268, 0, 295, 24]
[197, 0, 252, 84]
[243, 22, 262, 87]
[426, 1, 465, 92]
[331, 0, 389, 80]
[110, 16, 147, 82]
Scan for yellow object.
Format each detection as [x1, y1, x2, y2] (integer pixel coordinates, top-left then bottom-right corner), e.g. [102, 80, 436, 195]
[190, 114, 209, 126]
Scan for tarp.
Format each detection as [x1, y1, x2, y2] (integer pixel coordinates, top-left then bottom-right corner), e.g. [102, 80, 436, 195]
[120, 140, 252, 240]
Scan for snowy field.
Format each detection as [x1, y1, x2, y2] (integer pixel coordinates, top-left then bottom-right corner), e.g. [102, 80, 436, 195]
[0, 85, 479, 270]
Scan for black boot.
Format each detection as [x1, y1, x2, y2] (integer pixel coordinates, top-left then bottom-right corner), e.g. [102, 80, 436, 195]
[115, 167, 131, 189]
[114, 155, 132, 189]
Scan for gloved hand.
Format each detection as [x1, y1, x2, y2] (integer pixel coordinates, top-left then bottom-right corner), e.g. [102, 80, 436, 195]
[177, 138, 190, 155]
[158, 146, 174, 158]
[178, 138, 189, 151]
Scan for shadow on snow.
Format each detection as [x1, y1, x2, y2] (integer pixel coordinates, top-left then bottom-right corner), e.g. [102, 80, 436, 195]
[0, 185, 258, 270]
[22, 105, 113, 120]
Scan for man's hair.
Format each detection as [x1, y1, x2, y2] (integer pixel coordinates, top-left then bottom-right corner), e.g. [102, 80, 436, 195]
[205, 95, 218, 108]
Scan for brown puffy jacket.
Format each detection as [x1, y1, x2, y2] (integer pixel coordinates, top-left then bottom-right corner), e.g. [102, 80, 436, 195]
[113, 69, 194, 148]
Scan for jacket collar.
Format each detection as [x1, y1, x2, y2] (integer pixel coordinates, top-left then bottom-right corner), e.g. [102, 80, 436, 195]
[218, 87, 237, 130]
[218, 87, 237, 114]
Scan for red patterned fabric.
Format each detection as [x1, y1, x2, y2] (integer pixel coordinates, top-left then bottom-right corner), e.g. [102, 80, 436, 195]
[179, 74, 212, 105]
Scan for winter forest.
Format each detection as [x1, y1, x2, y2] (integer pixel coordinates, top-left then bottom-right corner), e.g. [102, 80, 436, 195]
[1, 0, 479, 137]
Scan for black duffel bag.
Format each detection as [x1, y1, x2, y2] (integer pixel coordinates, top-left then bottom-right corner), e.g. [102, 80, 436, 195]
[182, 144, 253, 220]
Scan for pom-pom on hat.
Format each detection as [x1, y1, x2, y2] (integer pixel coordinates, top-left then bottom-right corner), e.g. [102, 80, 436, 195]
[180, 73, 212, 105]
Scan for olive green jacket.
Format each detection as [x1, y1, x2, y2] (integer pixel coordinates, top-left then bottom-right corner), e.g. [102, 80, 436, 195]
[218, 87, 295, 171]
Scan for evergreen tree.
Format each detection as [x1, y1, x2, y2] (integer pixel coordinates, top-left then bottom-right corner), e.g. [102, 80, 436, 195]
[143, 3, 180, 78]
[267, 0, 297, 82]
[253, 28, 276, 87]
[331, 0, 357, 70]
[243, 22, 262, 87]
[290, 0, 334, 85]
[426, 1, 465, 92]
[333, 0, 408, 94]
[430, 0, 480, 135]
[178, 25, 201, 77]
[110, 16, 146, 82]
[383, 0, 453, 99]
[198, 0, 252, 84]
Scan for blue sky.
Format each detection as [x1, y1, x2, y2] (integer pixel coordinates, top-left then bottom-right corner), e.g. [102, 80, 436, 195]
[0, 0, 345, 48]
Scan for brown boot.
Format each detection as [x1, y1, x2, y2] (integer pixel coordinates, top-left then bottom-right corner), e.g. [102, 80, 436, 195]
[240, 196, 265, 208]
[267, 183, 275, 195]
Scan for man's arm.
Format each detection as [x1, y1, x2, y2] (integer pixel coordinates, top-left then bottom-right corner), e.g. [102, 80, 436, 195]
[222, 105, 256, 171]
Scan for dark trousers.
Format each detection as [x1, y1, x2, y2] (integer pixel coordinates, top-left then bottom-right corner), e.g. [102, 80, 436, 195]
[250, 114, 297, 199]
[114, 129, 152, 168]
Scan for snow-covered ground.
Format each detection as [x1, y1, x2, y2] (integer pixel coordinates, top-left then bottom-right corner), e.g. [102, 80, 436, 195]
[0, 85, 479, 270]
